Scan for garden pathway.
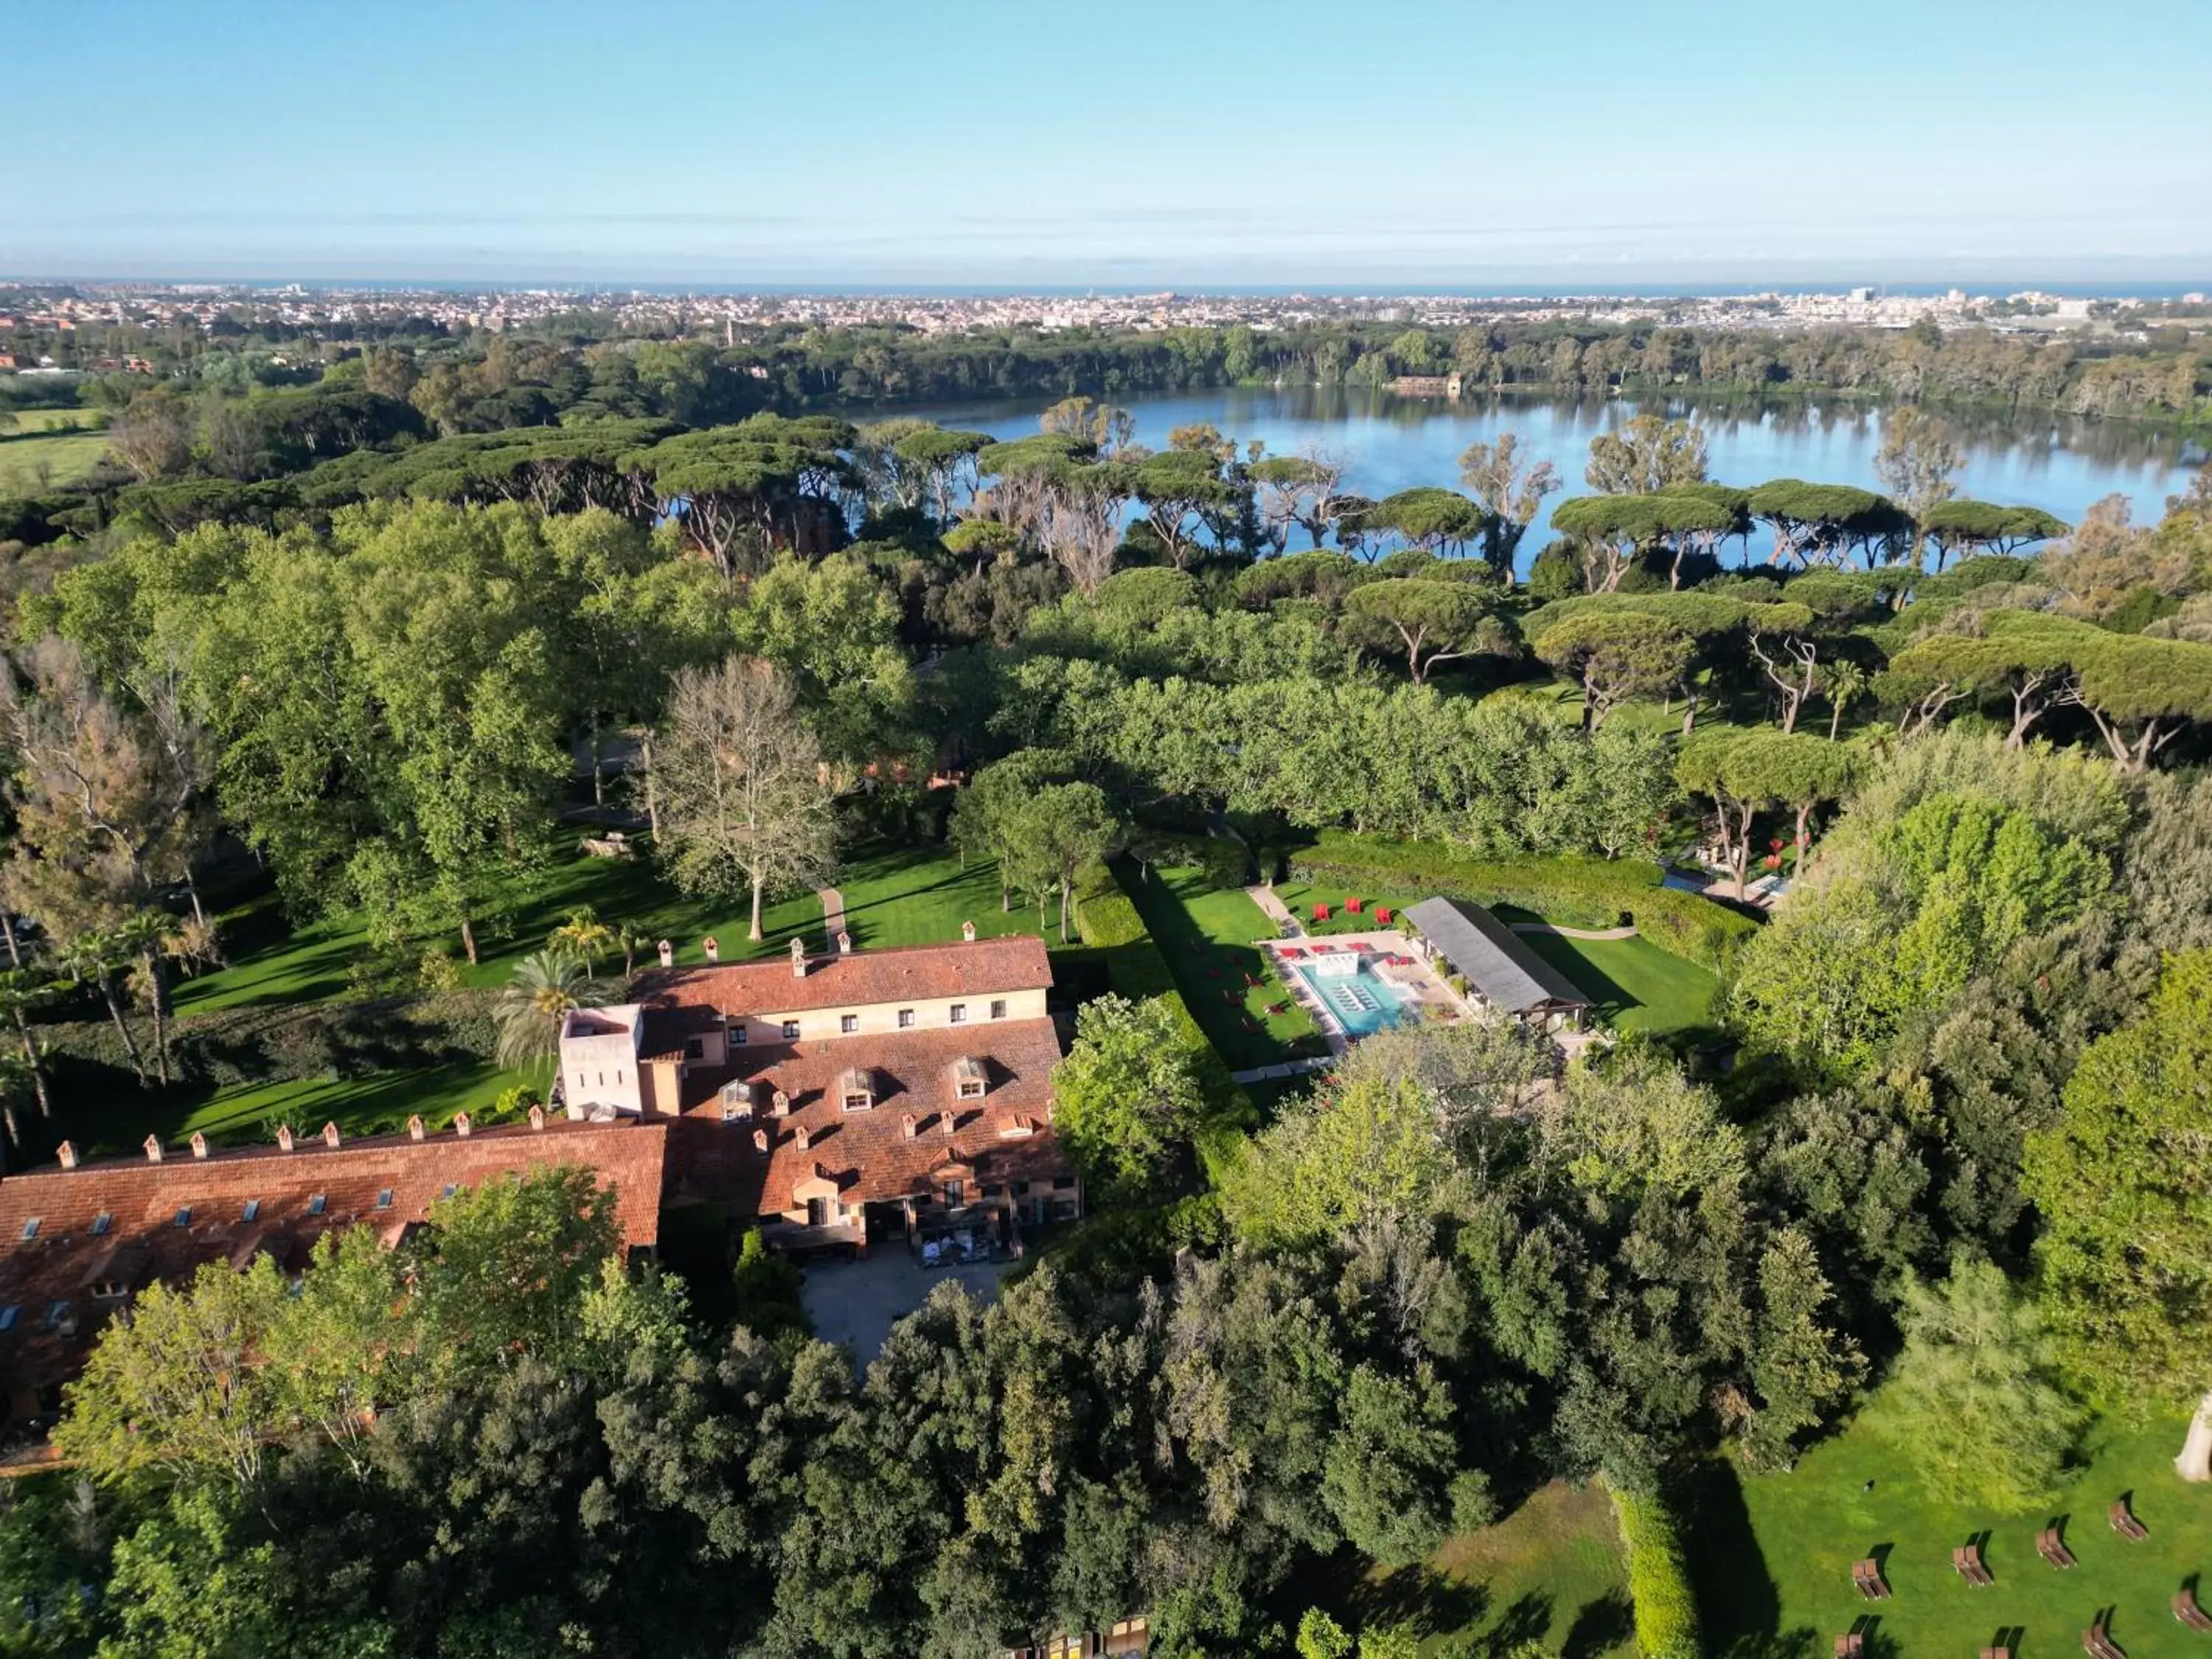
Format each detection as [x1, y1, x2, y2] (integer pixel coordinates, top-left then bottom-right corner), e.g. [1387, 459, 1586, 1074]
[1508, 920, 1639, 941]
[1228, 1057, 1335, 1085]
[818, 886, 845, 949]
[1245, 885, 1293, 928]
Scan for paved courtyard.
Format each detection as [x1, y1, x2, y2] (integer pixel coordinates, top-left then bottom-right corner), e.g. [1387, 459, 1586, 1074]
[799, 1248, 1014, 1363]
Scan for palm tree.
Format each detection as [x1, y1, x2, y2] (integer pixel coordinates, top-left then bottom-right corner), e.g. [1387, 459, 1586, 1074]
[493, 950, 611, 1071]
[55, 930, 146, 1088]
[546, 908, 616, 975]
[0, 1051, 29, 1148]
[613, 922, 653, 979]
[116, 911, 178, 1088]
[0, 967, 56, 1121]
[1823, 660, 1868, 740]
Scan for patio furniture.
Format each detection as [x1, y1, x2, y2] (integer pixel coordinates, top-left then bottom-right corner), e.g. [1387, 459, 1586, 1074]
[1954, 1543, 1994, 1586]
[1313, 904, 1331, 922]
[1279, 945, 1307, 959]
[2039, 1527, 2078, 1569]
[1851, 1559, 1890, 1600]
[1346, 897, 1363, 914]
[2084, 1621, 2126, 1658]
[2110, 1498, 2149, 1540]
[1833, 1635, 1863, 1658]
[2176, 1587, 2212, 1632]
[1981, 1649, 2014, 1659]
[1374, 906, 1391, 925]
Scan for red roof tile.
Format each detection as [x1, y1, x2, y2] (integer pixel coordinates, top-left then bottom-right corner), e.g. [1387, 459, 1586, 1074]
[633, 935, 1051, 1020]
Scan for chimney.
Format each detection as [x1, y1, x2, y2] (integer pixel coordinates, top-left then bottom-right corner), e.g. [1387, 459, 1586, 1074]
[276, 1124, 295, 1152]
[143, 1134, 163, 1164]
[453, 1112, 473, 1138]
[189, 1132, 209, 1160]
[771, 1089, 789, 1116]
[528, 1105, 546, 1131]
[407, 1115, 425, 1141]
[56, 1140, 78, 1170]
[961, 919, 976, 943]
[789, 936, 807, 978]
[703, 936, 720, 964]
[752, 1127, 768, 1154]
[836, 930, 852, 955]
[794, 1124, 810, 1152]
[321, 1121, 341, 1150]
[656, 939, 674, 968]
[941, 1110, 956, 1137]
[901, 1113, 917, 1140]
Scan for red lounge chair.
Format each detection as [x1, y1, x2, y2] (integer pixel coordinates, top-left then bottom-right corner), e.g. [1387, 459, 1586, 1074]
[1279, 946, 1306, 959]
[1374, 907, 1392, 925]
[1346, 897, 1363, 914]
[1313, 905, 1331, 921]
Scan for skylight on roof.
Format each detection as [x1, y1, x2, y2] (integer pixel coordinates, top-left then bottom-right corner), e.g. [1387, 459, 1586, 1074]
[242, 1199, 260, 1222]
[18, 1218, 37, 1241]
[91, 1212, 111, 1235]
[0, 1307, 16, 1332]
[307, 1194, 326, 1215]
[375, 1189, 394, 1210]
[173, 1206, 191, 1228]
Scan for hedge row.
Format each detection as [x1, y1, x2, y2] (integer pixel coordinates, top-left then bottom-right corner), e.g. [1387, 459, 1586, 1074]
[32, 990, 501, 1091]
[1285, 830, 1757, 972]
[1610, 1484, 1703, 1659]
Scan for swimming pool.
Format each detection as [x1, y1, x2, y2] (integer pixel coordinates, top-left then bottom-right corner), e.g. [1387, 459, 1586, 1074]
[1293, 958, 1417, 1039]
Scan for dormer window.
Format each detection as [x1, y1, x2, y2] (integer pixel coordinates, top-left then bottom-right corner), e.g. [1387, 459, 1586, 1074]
[720, 1080, 754, 1122]
[951, 1055, 988, 1102]
[684, 1037, 704, 1061]
[838, 1066, 877, 1112]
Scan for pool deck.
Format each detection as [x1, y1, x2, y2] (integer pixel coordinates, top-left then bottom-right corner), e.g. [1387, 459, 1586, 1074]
[1265, 931, 1466, 1051]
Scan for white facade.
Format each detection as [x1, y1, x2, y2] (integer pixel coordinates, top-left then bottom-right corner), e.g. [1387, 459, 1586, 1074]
[559, 1004, 646, 1116]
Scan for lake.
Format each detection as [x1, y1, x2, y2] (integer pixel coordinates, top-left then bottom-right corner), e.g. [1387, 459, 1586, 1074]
[896, 386, 2208, 570]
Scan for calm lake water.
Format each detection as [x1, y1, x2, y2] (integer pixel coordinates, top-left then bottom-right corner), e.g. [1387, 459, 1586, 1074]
[898, 386, 2208, 569]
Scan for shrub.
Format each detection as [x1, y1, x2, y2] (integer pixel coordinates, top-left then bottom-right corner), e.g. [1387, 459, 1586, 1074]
[1287, 830, 1756, 971]
[1610, 1484, 1702, 1659]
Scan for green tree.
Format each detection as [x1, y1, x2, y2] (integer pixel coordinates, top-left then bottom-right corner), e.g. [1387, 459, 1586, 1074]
[1877, 1254, 2085, 1508]
[2023, 950, 2212, 1477]
[1051, 995, 1206, 1199]
[1458, 431, 1560, 577]
[1343, 578, 1509, 684]
[1321, 1364, 1459, 1567]
[1584, 414, 1708, 495]
[1533, 611, 1695, 730]
[493, 949, 611, 1070]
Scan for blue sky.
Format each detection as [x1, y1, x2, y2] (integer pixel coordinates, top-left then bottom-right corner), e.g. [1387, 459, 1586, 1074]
[5, 0, 2208, 285]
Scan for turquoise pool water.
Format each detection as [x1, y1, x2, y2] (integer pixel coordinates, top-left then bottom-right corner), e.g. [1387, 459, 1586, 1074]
[1295, 959, 1416, 1038]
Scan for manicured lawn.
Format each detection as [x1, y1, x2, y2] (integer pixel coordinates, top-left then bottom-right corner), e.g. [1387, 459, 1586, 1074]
[174, 848, 828, 1017]
[1339, 1481, 1633, 1656]
[1514, 928, 1719, 1036]
[1272, 877, 1429, 935]
[833, 841, 1071, 951]
[1116, 864, 1326, 1071]
[0, 426, 109, 490]
[1685, 1397, 2212, 1658]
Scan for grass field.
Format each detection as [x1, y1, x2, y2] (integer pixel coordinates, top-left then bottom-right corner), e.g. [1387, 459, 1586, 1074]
[1686, 1398, 2212, 1658]
[1336, 1481, 1634, 1656]
[0, 425, 109, 491]
[1116, 864, 1326, 1070]
[85, 1059, 524, 1159]
[1514, 928, 1719, 1036]
[832, 841, 1074, 952]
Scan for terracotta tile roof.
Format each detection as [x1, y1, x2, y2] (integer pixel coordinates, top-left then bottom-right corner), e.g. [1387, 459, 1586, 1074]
[661, 1019, 1071, 1217]
[633, 935, 1051, 1020]
[0, 1118, 668, 1412]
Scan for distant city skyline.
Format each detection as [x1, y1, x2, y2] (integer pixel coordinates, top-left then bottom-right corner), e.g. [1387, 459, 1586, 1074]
[7, 0, 2208, 285]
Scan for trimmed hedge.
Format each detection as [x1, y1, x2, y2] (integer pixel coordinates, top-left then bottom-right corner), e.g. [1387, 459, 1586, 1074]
[32, 990, 501, 1092]
[1286, 830, 1757, 972]
[1610, 1484, 1703, 1659]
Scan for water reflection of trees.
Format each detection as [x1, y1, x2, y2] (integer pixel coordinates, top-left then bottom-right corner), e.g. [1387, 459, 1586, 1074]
[1256, 386, 2204, 475]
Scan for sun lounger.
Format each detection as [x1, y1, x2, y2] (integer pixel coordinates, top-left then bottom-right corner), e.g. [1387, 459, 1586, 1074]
[1833, 1635, 1863, 1658]
[1980, 1648, 2014, 1659]
[2110, 1498, 2149, 1540]
[1851, 1559, 1889, 1600]
[2084, 1621, 2126, 1658]
[1954, 1543, 1994, 1585]
[2038, 1527, 2078, 1569]
[2175, 1587, 2212, 1632]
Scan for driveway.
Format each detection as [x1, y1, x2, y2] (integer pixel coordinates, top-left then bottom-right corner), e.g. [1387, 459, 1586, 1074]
[799, 1248, 1014, 1364]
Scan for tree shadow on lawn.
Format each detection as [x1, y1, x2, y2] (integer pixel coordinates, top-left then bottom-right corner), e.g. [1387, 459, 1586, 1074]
[1677, 1458, 1793, 1653]
[1561, 1591, 1634, 1658]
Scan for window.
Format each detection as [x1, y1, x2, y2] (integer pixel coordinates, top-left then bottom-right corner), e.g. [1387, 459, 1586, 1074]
[959, 1079, 985, 1100]
[949, 1003, 967, 1025]
[897, 1008, 915, 1029]
[729, 1023, 748, 1046]
[981, 1183, 1003, 1199]
[840, 1014, 858, 1034]
[843, 1092, 872, 1111]
[1052, 1175, 1077, 1190]
[44, 1300, 70, 1331]
[375, 1189, 394, 1211]
[805, 1197, 829, 1228]
[173, 1206, 191, 1228]
[241, 1200, 260, 1222]
[781, 1020, 800, 1040]
[990, 999, 1007, 1020]
[18, 1218, 37, 1241]
[684, 1039, 703, 1061]
[0, 1307, 16, 1332]
[91, 1212, 112, 1236]
[942, 1179, 964, 1207]
[92, 1279, 125, 1300]
[307, 1194, 327, 1216]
